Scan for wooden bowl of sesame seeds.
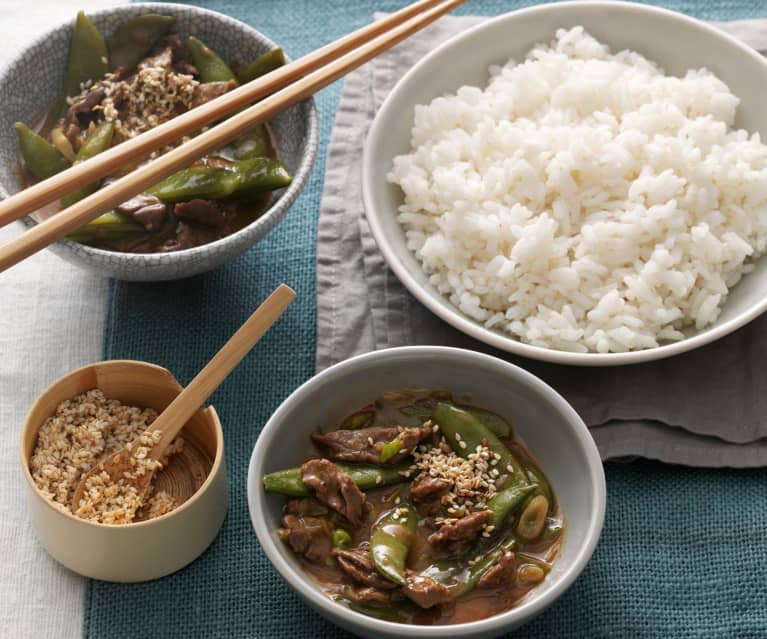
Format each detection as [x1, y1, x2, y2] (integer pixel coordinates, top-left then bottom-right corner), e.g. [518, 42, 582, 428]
[20, 359, 227, 582]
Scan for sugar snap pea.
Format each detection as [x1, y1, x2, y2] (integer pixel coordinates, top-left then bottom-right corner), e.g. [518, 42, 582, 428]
[14, 123, 69, 180]
[379, 438, 402, 463]
[232, 125, 271, 161]
[237, 48, 286, 83]
[147, 166, 239, 202]
[61, 121, 114, 207]
[188, 36, 237, 83]
[262, 462, 408, 497]
[431, 403, 528, 489]
[108, 14, 177, 71]
[66, 210, 145, 244]
[486, 483, 538, 530]
[370, 504, 417, 586]
[146, 158, 291, 203]
[332, 529, 352, 549]
[461, 405, 512, 438]
[64, 11, 109, 98]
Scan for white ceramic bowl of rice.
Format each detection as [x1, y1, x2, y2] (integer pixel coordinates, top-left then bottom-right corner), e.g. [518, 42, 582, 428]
[362, 1, 767, 366]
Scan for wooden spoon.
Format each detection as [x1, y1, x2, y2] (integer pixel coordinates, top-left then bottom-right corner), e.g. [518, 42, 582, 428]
[71, 284, 295, 515]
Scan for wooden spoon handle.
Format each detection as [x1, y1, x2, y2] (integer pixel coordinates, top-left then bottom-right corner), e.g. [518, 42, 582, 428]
[149, 284, 296, 456]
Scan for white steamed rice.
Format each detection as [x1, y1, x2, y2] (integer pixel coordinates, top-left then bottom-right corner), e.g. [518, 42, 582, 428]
[388, 27, 767, 353]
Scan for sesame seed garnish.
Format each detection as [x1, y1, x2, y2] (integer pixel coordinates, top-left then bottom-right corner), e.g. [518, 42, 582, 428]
[367, 437, 374, 446]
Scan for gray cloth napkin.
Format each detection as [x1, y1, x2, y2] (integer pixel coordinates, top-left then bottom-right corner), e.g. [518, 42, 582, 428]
[316, 14, 767, 467]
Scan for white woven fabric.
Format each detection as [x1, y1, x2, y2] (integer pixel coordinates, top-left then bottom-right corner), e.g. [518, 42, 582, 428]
[0, 2, 118, 637]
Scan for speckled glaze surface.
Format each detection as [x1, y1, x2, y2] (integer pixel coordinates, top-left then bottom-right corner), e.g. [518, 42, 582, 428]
[0, 3, 318, 281]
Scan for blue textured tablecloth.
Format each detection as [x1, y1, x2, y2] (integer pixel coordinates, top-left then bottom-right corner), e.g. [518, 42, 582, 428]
[86, 1, 767, 637]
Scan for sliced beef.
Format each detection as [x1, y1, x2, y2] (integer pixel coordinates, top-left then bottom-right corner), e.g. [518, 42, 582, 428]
[428, 510, 491, 557]
[65, 85, 106, 126]
[64, 121, 83, 148]
[410, 475, 451, 502]
[191, 80, 237, 108]
[173, 199, 227, 227]
[311, 425, 432, 465]
[116, 194, 167, 231]
[174, 60, 199, 76]
[138, 46, 174, 71]
[333, 548, 397, 590]
[478, 550, 515, 589]
[278, 513, 332, 563]
[159, 221, 218, 252]
[300, 459, 367, 526]
[403, 572, 453, 608]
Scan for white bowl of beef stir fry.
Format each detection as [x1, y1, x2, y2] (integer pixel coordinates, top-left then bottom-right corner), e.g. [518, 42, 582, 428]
[0, 3, 318, 281]
[248, 347, 606, 638]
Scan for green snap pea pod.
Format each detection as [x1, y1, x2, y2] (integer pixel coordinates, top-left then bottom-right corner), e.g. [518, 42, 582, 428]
[146, 158, 290, 203]
[523, 463, 555, 511]
[262, 462, 408, 497]
[50, 126, 76, 162]
[235, 157, 292, 195]
[379, 438, 402, 463]
[147, 166, 239, 203]
[237, 48, 286, 83]
[14, 123, 69, 180]
[232, 124, 271, 161]
[64, 11, 109, 98]
[66, 210, 145, 244]
[188, 36, 238, 83]
[461, 405, 512, 438]
[108, 14, 177, 71]
[486, 483, 538, 530]
[431, 403, 528, 489]
[339, 409, 374, 430]
[370, 504, 417, 586]
[61, 121, 114, 207]
[332, 529, 352, 549]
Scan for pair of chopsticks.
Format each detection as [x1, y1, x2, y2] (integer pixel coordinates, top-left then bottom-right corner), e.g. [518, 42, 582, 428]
[0, 0, 466, 273]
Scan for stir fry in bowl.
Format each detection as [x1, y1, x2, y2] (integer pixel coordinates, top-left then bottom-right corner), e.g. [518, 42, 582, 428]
[262, 390, 563, 625]
[14, 11, 291, 253]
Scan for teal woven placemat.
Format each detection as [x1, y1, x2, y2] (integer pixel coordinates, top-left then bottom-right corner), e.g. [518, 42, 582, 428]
[87, 1, 767, 637]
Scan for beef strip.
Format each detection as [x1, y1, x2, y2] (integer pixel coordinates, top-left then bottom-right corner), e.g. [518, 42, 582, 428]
[278, 513, 332, 563]
[478, 550, 516, 589]
[410, 474, 451, 502]
[333, 548, 397, 590]
[191, 80, 237, 108]
[300, 459, 367, 526]
[159, 221, 219, 252]
[65, 85, 106, 127]
[311, 425, 432, 465]
[116, 194, 167, 231]
[428, 510, 492, 557]
[138, 46, 174, 71]
[403, 572, 453, 608]
[173, 199, 227, 227]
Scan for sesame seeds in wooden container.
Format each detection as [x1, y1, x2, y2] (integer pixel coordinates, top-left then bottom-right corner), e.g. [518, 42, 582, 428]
[20, 360, 227, 582]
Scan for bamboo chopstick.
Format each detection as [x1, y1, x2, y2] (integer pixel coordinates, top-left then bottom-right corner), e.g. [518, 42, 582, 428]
[0, 0, 447, 230]
[0, 0, 467, 272]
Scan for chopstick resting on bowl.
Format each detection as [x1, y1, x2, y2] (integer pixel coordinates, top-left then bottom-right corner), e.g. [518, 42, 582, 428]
[0, 0, 466, 273]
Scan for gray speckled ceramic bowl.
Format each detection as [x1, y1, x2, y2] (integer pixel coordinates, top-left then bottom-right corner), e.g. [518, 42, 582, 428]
[0, 3, 318, 281]
[248, 347, 606, 639]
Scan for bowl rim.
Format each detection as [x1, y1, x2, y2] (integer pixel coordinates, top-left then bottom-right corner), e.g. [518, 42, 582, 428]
[361, 0, 767, 367]
[19, 359, 225, 530]
[247, 345, 607, 637]
[0, 1, 319, 266]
